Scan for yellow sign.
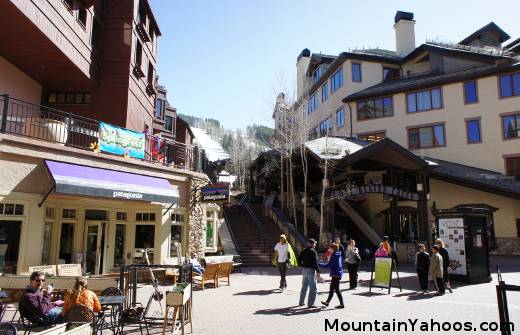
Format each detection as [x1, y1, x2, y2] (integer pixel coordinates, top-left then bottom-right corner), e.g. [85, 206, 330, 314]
[374, 257, 392, 288]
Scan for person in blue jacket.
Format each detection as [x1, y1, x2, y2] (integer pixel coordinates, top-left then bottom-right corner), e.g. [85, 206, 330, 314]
[319, 243, 344, 309]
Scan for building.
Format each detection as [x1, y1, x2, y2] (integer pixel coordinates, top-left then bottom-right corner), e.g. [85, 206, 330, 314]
[278, 11, 520, 177]
[153, 82, 177, 140]
[0, 0, 221, 274]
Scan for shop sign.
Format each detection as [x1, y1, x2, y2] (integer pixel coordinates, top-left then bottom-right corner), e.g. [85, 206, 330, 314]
[333, 184, 419, 201]
[201, 183, 229, 202]
[98, 122, 146, 159]
[373, 257, 392, 288]
[438, 218, 467, 275]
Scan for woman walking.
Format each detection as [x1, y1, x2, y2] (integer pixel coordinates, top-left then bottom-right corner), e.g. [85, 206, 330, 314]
[429, 246, 445, 296]
[435, 239, 453, 293]
[345, 239, 360, 290]
[415, 244, 430, 293]
[319, 243, 344, 309]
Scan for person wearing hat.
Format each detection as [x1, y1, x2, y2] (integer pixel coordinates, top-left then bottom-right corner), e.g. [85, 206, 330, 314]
[273, 234, 290, 291]
[298, 238, 320, 307]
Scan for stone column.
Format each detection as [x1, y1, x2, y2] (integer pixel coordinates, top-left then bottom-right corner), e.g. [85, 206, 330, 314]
[187, 176, 208, 258]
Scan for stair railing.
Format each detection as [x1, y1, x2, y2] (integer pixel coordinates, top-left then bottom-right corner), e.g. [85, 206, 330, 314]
[222, 205, 240, 254]
[243, 202, 267, 253]
[269, 206, 307, 253]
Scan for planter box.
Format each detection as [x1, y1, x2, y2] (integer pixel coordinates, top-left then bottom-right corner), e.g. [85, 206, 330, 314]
[165, 283, 191, 306]
[38, 323, 91, 335]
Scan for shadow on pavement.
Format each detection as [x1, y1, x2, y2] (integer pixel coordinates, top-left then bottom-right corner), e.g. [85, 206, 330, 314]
[234, 289, 281, 296]
[255, 305, 323, 316]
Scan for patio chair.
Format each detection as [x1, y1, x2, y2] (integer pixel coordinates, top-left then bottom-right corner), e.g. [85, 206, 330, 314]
[0, 323, 17, 335]
[192, 263, 219, 290]
[0, 301, 5, 322]
[98, 287, 123, 333]
[216, 262, 233, 286]
[64, 305, 95, 332]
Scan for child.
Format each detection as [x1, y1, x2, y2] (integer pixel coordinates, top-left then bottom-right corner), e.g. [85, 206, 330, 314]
[319, 243, 344, 309]
[415, 244, 430, 293]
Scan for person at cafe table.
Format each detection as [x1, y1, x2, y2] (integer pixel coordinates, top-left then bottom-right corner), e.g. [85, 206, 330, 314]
[19, 271, 63, 325]
[62, 277, 101, 315]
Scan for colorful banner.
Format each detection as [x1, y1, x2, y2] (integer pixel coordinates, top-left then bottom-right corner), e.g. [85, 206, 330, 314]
[373, 257, 392, 288]
[438, 218, 467, 275]
[98, 122, 145, 159]
[201, 183, 229, 202]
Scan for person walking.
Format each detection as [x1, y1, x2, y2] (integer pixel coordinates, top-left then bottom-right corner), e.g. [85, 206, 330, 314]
[298, 238, 320, 307]
[436, 239, 453, 293]
[273, 234, 292, 291]
[335, 237, 346, 261]
[319, 243, 344, 309]
[429, 245, 445, 296]
[345, 239, 360, 290]
[415, 244, 430, 293]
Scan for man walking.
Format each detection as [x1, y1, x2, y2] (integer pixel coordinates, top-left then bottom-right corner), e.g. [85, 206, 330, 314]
[298, 238, 320, 307]
[273, 234, 290, 291]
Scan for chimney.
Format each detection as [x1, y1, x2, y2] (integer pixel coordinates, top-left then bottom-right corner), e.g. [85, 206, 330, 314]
[296, 48, 311, 98]
[394, 11, 416, 57]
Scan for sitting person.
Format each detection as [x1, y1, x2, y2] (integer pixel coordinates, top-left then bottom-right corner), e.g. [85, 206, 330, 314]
[62, 277, 101, 315]
[19, 271, 63, 325]
[190, 252, 205, 275]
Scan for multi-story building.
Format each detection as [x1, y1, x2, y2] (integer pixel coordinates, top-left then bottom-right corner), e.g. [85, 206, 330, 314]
[280, 11, 520, 177]
[154, 83, 177, 140]
[0, 0, 220, 274]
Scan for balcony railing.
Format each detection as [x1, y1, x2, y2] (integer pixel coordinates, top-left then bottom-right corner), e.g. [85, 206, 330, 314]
[0, 94, 203, 172]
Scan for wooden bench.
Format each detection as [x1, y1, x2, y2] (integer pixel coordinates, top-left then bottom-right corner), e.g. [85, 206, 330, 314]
[216, 262, 233, 286]
[204, 255, 242, 273]
[191, 263, 219, 290]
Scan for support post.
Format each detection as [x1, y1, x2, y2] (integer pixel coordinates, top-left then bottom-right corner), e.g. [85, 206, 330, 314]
[1, 94, 9, 133]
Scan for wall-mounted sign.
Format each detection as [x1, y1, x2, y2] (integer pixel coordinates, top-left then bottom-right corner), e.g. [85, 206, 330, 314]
[98, 122, 146, 159]
[201, 183, 229, 202]
[333, 185, 419, 201]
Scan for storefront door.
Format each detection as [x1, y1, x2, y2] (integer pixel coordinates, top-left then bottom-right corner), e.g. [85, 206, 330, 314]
[84, 221, 107, 275]
[0, 221, 21, 274]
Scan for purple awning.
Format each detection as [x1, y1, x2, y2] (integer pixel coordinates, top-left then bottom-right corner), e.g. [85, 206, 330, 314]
[45, 160, 179, 203]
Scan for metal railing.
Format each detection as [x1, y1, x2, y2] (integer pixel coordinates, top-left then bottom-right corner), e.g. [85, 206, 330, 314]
[243, 202, 267, 253]
[269, 206, 307, 253]
[222, 205, 241, 254]
[0, 94, 201, 171]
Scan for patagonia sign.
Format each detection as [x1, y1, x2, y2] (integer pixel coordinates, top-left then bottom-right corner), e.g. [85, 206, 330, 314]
[98, 122, 146, 159]
[113, 191, 144, 200]
[201, 183, 229, 202]
[334, 185, 419, 201]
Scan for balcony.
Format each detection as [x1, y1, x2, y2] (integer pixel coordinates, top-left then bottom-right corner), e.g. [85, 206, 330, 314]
[0, 95, 202, 172]
[133, 64, 145, 78]
[136, 21, 151, 42]
[146, 83, 157, 96]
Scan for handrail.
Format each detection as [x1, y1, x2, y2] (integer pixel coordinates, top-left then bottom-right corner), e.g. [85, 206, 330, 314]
[270, 206, 307, 253]
[222, 205, 240, 254]
[243, 202, 267, 253]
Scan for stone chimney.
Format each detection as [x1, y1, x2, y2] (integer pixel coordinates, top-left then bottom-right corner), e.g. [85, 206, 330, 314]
[296, 48, 311, 98]
[394, 11, 416, 57]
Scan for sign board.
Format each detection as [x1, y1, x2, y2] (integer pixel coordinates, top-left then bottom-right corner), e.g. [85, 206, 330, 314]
[201, 183, 229, 202]
[98, 122, 146, 159]
[373, 257, 393, 288]
[333, 185, 419, 201]
[438, 218, 467, 275]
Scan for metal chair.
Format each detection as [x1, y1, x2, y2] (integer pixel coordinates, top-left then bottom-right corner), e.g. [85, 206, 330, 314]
[98, 287, 124, 334]
[64, 305, 96, 332]
[0, 301, 5, 322]
[0, 323, 17, 335]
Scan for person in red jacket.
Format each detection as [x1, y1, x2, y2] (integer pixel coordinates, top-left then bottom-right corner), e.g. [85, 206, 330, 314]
[19, 272, 63, 325]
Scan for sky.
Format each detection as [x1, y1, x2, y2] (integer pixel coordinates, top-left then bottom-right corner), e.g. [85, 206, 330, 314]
[150, 0, 520, 130]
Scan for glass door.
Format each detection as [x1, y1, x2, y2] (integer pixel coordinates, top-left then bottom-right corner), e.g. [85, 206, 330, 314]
[84, 221, 107, 275]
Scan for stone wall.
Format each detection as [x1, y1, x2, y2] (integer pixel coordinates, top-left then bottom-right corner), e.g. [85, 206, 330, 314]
[188, 177, 208, 258]
[491, 238, 520, 256]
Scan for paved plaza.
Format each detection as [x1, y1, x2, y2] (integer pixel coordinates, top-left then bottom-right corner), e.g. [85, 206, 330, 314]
[121, 255, 520, 335]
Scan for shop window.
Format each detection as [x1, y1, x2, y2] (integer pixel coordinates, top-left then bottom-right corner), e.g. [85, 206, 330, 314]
[170, 225, 182, 258]
[135, 225, 155, 263]
[42, 222, 53, 265]
[116, 212, 127, 221]
[136, 212, 156, 222]
[0, 220, 22, 274]
[206, 221, 214, 248]
[62, 208, 77, 219]
[171, 213, 185, 224]
[45, 207, 55, 218]
[0, 203, 24, 216]
[114, 224, 126, 268]
[59, 223, 74, 264]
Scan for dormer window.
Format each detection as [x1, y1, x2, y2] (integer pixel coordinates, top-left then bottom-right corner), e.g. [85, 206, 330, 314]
[313, 66, 322, 83]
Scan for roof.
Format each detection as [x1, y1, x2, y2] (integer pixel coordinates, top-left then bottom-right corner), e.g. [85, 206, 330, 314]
[141, 0, 162, 36]
[304, 137, 366, 160]
[428, 157, 520, 199]
[401, 42, 512, 63]
[459, 22, 510, 46]
[191, 127, 230, 163]
[344, 62, 520, 102]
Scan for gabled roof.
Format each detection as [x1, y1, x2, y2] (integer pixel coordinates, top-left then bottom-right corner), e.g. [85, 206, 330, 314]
[344, 62, 520, 102]
[459, 22, 510, 46]
[401, 42, 511, 64]
[304, 137, 366, 160]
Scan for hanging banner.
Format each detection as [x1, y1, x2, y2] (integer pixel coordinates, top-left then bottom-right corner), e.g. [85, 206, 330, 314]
[373, 257, 393, 288]
[201, 183, 229, 202]
[438, 218, 467, 275]
[98, 122, 145, 159]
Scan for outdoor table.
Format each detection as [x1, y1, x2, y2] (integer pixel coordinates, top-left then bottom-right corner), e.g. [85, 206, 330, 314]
[98, 295, 125, 335]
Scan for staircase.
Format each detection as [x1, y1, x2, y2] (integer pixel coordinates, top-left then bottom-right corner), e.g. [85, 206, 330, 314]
[336, 199, 381, 246]
[224, 202, 283, 267]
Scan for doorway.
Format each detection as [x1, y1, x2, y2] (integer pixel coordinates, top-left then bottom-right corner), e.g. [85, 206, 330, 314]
[0, 221, 21, 274]
[84, 221, 108, 275]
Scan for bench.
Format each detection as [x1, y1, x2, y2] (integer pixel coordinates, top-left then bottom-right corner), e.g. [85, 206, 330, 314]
[204, 255, 242, 273]
[191, 263, 219, 290]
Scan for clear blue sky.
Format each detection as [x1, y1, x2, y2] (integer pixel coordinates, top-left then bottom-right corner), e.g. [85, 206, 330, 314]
[151, 0, 519, 130]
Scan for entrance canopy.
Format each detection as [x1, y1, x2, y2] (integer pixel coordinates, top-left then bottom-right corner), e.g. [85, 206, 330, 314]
[44, 160, 179, 204]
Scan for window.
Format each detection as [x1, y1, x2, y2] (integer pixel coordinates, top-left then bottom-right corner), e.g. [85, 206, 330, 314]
[502, 114, 520, 139]
[62, 209, 77, 219]
[165, 116, 173, 132]
[408, 124, 446, 149]
[114, 225, 126, 267]
[170, 212, 184, 258]
[0, 204, 26, 216]
[505, 157, 520, 179]
[383, 67, 400, 81]
[47, 92, 91, 104]
[135, 225, 155, 250]
[42, 222, 53, 265]
[330, 68, 343, 93]
[63, 0, 74, 11]
[136, 212, 156, 222]
[45, 207, 55, 218]
[499, 72, 520, 98]
[313, 67, 322, 83]
[147, 61, 154, 85]
[135, 41, 143, 67]
[116, 211, 127, 221]
[357, 97, 393, 120]
[336, 108, 345, 128]
[319, 117, 333, 137]
[155, 98, 163, 118]
[78, 4, 87, 28]
[172, 213, 185, 224]
[321, 82, 328, 102]
[464, 81, 478, 104]
[358, 132, 386, 142]
[406, 88, 443, 113]
[0, 221, 21, 274]
[59, 223, 74, 263]
[351, 63, 362, 82]
[307, 94, 318, 114]
[466, 119, 481, 144]
[91, 19, 101, 50]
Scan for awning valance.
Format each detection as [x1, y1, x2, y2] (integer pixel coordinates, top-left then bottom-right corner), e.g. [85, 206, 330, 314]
[44, 160, 179, 204]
